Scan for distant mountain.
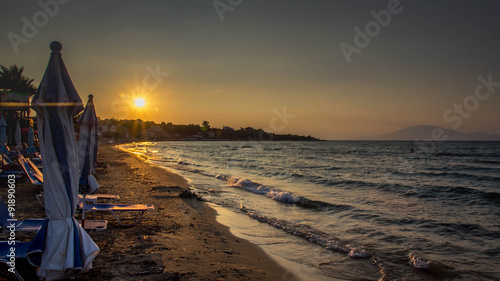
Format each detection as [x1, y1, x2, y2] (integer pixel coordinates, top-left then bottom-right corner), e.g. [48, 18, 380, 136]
[358, 125, 500, 141]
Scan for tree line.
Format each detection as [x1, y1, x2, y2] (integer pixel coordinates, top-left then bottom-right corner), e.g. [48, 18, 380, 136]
[100, 118, 319, 141]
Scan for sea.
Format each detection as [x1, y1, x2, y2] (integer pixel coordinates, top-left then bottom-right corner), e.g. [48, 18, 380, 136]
[121, 141, 500, 281]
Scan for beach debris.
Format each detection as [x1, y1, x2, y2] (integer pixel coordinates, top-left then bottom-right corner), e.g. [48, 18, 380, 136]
[224, 250, 233, 254]
[179, 189, 206, 201]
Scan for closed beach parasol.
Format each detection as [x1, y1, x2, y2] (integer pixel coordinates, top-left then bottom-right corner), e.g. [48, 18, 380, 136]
[15, 120, 21, 151]
[0, 116, 8, 154]
[26, 126, 37, 154]
[78, 94, 100, 194]
[0, 116, 8, 172]
[78, 94, 100, 227]
[26, 41, 99, 280]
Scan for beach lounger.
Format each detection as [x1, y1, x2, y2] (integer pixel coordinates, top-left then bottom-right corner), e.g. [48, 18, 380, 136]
[76, 219, 107, 231]
[1, 154, 24, 177]
[0, 241, 32, 281]
[0, 196, 107, 232]
[17, 154, 42, 186]
[82, 202, 154, 226]
[22, 156, 119, 208]
[0, 197, 44, 232]
[2, 153, 15, 165]
[77, 194, 120, 207]
[37, 193, 120, 207]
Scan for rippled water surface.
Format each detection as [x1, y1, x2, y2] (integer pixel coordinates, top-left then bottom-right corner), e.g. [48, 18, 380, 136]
[123, 141, 500, 281]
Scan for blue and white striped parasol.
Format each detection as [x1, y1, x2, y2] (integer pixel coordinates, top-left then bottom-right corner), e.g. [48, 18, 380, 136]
[78, 94, 100, 194]
[0, 116, 8, 154]
[26, 41, 99, 280]
[26, 126, 37, 154]
[15, 120, 22, 151]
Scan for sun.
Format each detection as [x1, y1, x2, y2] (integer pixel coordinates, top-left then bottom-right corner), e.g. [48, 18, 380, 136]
[134, 97, 146, 108]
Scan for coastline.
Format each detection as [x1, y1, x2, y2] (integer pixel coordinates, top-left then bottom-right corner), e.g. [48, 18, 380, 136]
[1, 144, 295, 280]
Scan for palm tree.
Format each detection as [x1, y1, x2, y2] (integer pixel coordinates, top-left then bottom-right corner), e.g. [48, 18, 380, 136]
[0, 64, 37, 145]
[0, 64, 37, 95]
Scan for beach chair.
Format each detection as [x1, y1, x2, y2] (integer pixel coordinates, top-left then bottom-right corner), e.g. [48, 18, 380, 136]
[81, 202, 155, 227]
[0, 241, 32, 281]
[0, 197, 44, 232]
[77, 194, 120, 207]
[0, 196, 107, 232]
[0, 154, 24, 178]
[37, 193, 120, 208]
[20, 154, 119, 209]
[17, 154, 42, 186]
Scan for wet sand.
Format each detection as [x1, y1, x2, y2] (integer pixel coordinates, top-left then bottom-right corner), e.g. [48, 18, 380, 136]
[0, 144, 295, 280]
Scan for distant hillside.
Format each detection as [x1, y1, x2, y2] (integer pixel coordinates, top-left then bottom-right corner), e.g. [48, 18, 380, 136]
[359, 125, 500, 141]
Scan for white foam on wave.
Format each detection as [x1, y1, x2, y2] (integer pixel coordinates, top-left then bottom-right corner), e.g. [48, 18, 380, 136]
[408, 253, 430, 269]
[226, 176, 300, 203]
[215, 174, 229, 181]
[347, 246, 372, 258]
[245, 210, 372, 259]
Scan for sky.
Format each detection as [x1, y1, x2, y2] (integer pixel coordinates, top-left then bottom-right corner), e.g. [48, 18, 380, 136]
[1, 0, 500, 140]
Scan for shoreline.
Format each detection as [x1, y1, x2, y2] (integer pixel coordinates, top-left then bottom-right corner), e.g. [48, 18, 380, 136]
[1, 144, 295, 280]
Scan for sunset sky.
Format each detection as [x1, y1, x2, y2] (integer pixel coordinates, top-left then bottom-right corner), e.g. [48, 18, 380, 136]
[1, 1, 500, 140]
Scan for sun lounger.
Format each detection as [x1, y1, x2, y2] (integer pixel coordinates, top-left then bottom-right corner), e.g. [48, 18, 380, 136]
[17, 154, 42, 186]
[2, 153, 16, 165]
[0, 197, 44, 232]
[0, 196, 107, 232]
[77, 194, 120, 208]
[76, 219, 107, 231]
[37, 193, 120, 207]
[22, 157, 119, 209]
[1, 154, 24, 177]
[82, 202, 154, 226]
[0, 241, 32, 281]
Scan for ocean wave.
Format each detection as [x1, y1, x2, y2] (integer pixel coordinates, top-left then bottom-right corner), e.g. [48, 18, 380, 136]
[324, 179, 377, 188]
[419, 221, 499, 239]
[263, 147, 282, 151]
[434, 152, 473, 157]
[226, 176, 300, 203]
[426, 165, 500, 172]
[215, 174, 229, 180]
[420, 171, 500, 182]
[244, 210, 372, 258]
[472, 158, 500, 165]
[409, 253, 429, 269]
[416, 185, 500, 204]
[221, 176, 353, 211]
[408, 253, 457, 278]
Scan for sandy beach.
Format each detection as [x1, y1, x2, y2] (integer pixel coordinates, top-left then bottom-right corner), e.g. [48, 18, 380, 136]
[0, 144, 294, 281]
